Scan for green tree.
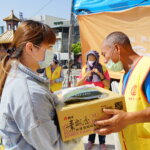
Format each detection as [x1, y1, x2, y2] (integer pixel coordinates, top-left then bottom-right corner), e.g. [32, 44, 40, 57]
[71, 42, 81, 55]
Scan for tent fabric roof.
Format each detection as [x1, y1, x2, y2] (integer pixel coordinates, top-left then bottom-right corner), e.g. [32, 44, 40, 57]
[0, 30, 14, 44]
[73, 0, 150, 15]
[3, 10, 21, 22]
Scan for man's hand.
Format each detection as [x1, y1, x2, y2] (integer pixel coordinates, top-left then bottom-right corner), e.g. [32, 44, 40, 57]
[94, 109, 130, 135]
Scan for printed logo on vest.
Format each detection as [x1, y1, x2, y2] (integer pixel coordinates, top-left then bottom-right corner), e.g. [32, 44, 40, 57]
[131, 85, 137, 96]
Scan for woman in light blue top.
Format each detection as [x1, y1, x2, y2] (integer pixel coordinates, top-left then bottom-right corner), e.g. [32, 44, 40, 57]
[0, 20, 84, 150]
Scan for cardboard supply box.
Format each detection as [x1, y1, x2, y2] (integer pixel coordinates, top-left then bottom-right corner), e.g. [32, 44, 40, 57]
[56, 87, 126, 142]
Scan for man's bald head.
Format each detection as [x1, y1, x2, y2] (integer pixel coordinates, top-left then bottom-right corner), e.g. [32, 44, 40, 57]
[101, 31, 134, 65]
[104, 31, 132, 48]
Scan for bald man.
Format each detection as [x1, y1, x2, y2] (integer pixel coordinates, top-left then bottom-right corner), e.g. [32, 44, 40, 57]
[95, 31, 150, 150]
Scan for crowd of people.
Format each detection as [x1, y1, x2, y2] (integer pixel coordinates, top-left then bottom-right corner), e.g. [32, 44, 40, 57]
[0, 20, 150, 150]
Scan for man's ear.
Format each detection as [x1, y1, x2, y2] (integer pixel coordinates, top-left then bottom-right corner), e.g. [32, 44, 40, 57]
[114, 44, 120, 54]
[25, 42, 34, 56]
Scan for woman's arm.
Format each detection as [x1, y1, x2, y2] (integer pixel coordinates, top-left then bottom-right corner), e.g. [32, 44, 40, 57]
[76, 71, 92, 86]
[102, 78, 110, 89]
[102, 70, 110, 89]
[93, 68, 110, 89]
[12, 85, 84, 150]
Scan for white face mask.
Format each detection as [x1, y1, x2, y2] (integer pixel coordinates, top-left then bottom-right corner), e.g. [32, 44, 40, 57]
[88, 61, 95, 67]
[38, 50, 54, 69]
[106, 59, 123, 72]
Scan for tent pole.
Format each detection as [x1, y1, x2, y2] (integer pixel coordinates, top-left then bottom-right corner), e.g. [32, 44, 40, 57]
[67, 0, 74, 87]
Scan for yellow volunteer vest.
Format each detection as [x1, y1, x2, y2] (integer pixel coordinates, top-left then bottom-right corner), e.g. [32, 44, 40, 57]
[119, 56, 150, 150]
[0, 145, 4, 150]
[0, 137, 4, 150]
[46, 65, 62, 92]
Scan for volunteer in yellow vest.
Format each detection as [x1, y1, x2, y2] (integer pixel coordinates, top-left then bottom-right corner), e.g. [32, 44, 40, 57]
[94, 31, 150, 150]
[46, 54, 64, 92]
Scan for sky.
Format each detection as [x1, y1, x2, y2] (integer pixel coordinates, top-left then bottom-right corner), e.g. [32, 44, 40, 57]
[0, 0, 72, 26]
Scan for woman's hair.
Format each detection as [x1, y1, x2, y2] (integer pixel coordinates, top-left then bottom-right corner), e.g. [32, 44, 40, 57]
[0, 20, 56, 96]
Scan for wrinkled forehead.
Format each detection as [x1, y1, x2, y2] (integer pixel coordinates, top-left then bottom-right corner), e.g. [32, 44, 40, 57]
[101, 40, 116, 58]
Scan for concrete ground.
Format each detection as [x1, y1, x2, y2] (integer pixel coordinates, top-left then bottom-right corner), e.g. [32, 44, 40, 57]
[83, 134, 115, 150]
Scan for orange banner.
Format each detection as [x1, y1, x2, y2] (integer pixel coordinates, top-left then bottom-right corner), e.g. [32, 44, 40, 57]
[78, 6, 150, 79]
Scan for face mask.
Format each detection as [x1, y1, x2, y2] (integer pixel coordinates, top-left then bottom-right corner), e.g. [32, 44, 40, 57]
[88, 61, 95, 67]
[38, 50, 54, 69]
[106, 59, 123, 72]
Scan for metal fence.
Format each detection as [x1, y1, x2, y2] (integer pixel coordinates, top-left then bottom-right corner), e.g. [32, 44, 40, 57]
[62, 69, 81, 88]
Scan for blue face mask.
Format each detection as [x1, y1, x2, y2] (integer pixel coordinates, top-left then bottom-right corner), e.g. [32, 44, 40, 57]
[106, 59, 123, 72]
[38, 50, 54, 69]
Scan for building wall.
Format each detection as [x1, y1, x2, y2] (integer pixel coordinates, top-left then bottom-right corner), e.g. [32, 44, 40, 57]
[30, 15, 80, 53]
[0, 26, 4, 34]
[30, 15, 70, 28]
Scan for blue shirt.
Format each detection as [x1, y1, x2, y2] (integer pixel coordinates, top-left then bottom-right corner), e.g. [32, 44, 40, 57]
[122, 69, 150, 103]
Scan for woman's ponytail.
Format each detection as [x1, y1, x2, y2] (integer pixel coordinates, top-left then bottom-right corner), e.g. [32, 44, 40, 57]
[0, 54, 12, 96]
